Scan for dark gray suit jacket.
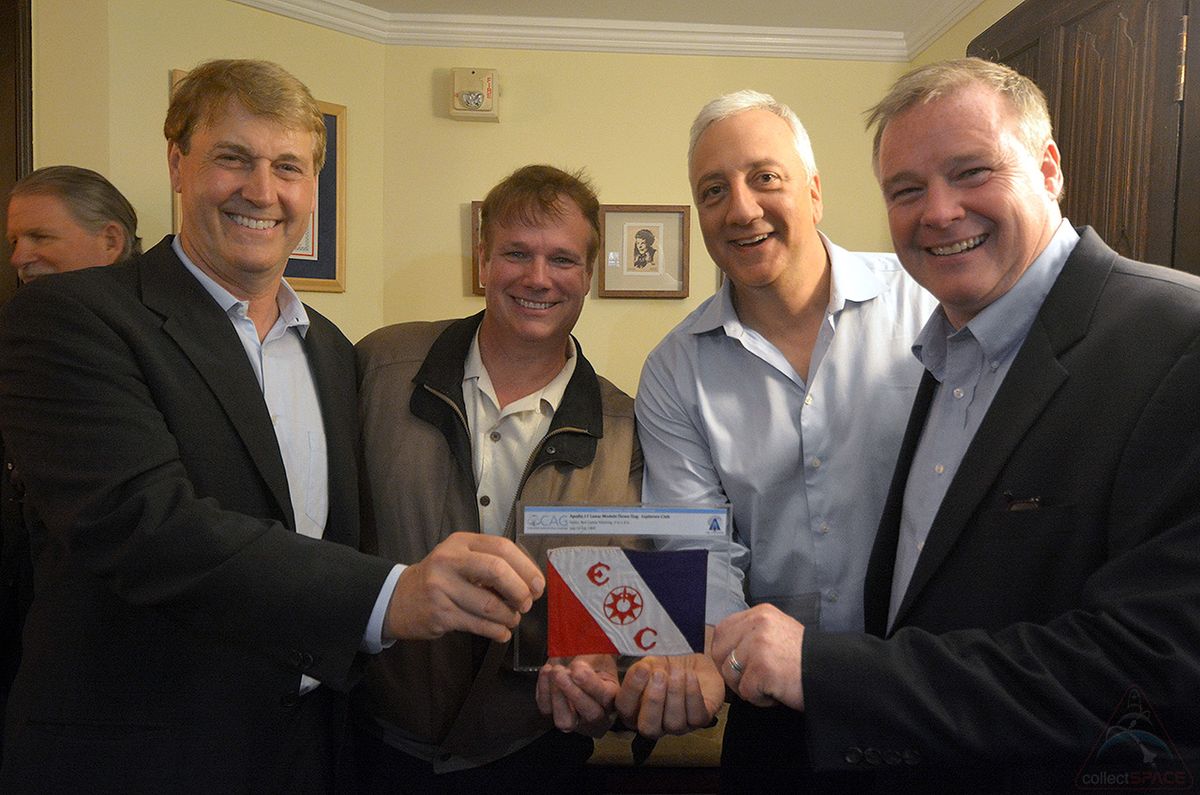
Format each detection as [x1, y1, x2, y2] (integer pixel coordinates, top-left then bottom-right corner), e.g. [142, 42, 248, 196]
[0, 238, 393, 792]
[795, 228, 1200, 790]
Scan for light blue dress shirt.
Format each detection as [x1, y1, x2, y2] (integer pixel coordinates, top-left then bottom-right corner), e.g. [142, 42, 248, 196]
[638, 234, 938, 631]
[887, 221, 1079, 629]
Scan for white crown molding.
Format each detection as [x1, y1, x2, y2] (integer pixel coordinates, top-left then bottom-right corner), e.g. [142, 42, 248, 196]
[232, 0, 911, 61]
[904, 0, 988, 58]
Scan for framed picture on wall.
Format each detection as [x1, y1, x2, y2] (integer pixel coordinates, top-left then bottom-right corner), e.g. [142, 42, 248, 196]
[469, 200, 485, 295]
[169, 69, 347, 293]
[598, 205, 689, 298]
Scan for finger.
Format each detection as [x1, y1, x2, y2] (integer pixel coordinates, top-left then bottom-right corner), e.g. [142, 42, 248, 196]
[685, 669, 715, 727]
[550, 677, 577, 732]
[615, 662, 650, 722]
[568, 661, 618, 708]
[444, 573, 523, 630]
[636, 669, 669, 739]
[536, 664, 557, 715]
[450, 552, 539, 615]
[460, 535, 545, 601]
[660, 661, 689, 734]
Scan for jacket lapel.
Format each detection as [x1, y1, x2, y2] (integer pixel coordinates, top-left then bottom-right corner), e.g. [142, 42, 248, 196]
[864, 370, 937, 636]
[138, 238, 295, 529]
[304, 316, 358, 547]
[888, 227, 1114, 628]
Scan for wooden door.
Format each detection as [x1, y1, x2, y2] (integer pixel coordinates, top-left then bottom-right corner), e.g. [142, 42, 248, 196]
[970, 0, 1196, 273]
[1, 0, 33, 305]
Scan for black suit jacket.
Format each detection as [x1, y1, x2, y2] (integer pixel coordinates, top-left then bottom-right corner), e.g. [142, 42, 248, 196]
[796, 229, 1200, 790]
[0, 238, 394, 792]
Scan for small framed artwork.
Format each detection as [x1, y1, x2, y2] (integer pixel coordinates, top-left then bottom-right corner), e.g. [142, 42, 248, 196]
[469, 200, 485, 295]
[169, 70, 347, 292]
[599, 205, 689, 298]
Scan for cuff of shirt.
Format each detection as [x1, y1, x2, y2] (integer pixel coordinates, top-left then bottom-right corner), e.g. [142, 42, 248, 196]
[361, 563, 406, 653]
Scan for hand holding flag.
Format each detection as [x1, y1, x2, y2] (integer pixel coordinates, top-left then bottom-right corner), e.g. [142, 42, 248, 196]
[384, 531, 545, 643]
[536, 654, 619, 737]
[615, 652, 724, 739]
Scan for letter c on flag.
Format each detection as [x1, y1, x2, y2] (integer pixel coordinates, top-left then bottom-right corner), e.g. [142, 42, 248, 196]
[587, 562, 610, 586]
[634, 627, 658, 651]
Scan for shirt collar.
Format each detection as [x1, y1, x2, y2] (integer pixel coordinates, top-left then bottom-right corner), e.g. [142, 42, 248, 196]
[171, 236, 310, 336]
[692, 231, 886, 338]
[912, 219, 1079, 374]
[463, 328, 577, 414]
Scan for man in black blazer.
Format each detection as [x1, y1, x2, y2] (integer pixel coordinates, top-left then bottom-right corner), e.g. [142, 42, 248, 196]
[709, 58, 1200, 791]
[0, 60, 543, 792]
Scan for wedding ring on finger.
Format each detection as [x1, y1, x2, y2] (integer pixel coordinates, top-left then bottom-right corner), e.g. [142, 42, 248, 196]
[728, 648, 745, 677]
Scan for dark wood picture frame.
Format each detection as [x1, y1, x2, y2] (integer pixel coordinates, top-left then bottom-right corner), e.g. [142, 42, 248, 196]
[598, 204, 689, 299]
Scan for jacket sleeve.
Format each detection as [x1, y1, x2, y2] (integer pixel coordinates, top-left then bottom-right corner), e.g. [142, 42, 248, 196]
[0, 280, 394, 689]
[800, 334, 1200, 772]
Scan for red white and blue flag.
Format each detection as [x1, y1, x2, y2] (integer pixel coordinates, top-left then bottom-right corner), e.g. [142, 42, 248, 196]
[546, 546, 707, 657]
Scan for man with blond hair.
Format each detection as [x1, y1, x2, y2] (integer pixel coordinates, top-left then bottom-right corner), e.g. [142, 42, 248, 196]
[711, 58, 1200, 790]
[354, 164, 641, 791]
[0, 60, 542, 791]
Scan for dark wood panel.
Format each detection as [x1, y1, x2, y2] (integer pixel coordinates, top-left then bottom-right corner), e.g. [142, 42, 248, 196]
[0, 0, 32, 306]
[970, 0, 1193, 271]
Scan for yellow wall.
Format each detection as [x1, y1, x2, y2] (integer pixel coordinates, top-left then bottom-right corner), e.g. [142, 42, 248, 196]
[914, 0, 1022, 66]
[31, 0, 1012, 392]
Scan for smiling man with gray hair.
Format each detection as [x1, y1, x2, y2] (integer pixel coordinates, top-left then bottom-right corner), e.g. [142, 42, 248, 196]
[615, 90, 935, 785]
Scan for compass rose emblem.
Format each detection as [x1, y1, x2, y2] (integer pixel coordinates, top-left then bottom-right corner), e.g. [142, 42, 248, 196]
[603, 585, 643, 625]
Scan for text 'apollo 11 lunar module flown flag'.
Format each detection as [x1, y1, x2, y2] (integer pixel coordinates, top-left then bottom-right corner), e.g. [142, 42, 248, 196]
[546, 546, 707, 657]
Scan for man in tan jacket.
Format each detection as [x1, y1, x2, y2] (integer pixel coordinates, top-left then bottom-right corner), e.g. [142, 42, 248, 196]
[354, 165, 642, 791]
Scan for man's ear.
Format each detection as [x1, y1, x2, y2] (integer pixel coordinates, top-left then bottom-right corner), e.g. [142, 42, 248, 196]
[99, 222, 125, 265]
[1041, 139, 1064, 200]
[167, 141, 184, 194]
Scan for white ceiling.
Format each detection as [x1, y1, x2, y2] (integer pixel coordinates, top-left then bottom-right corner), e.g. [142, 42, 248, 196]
[233, 0, 988, 61]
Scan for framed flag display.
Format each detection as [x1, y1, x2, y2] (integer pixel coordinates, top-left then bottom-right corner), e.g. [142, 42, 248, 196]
[546, 546, 707, 657]
[515, 504, 732, 671]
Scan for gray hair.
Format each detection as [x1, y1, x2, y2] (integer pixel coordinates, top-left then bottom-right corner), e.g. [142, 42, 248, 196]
[688, 89, 818, 180]
[866, 57, 1054, 173]
[10, 166, 142, 261]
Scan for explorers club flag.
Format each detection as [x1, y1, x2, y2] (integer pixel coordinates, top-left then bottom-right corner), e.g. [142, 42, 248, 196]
[546, 546, 706, 657]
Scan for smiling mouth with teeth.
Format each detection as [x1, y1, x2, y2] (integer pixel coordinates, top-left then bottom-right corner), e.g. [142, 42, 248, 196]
[733, 233, 770, 247]
[929, 234, 987, 256]
[515, 297, 554, 310]
[229, 213, 279, 231]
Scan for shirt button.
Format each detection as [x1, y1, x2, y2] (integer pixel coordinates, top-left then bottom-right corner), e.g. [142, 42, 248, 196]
[479, 495, 491, 507]
[934, 463, 945, 475]
[818, 523, 830, 535]
[810, 457, 821, 469]
[952, 387, 964, 399]
[826, 590, 838, 603]
[804, 394, 814, 406]
[489, 430, 501, 442]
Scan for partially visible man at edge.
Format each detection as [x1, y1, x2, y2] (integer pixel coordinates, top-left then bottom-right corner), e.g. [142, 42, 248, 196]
[0, 60, 543, 792]
[354, 164, 642, 792]
[2, 164, 142, 766]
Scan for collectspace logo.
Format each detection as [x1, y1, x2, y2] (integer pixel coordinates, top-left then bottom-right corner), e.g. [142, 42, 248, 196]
[1075, 686, 1192, 790]
[585, 560, 658, 650]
